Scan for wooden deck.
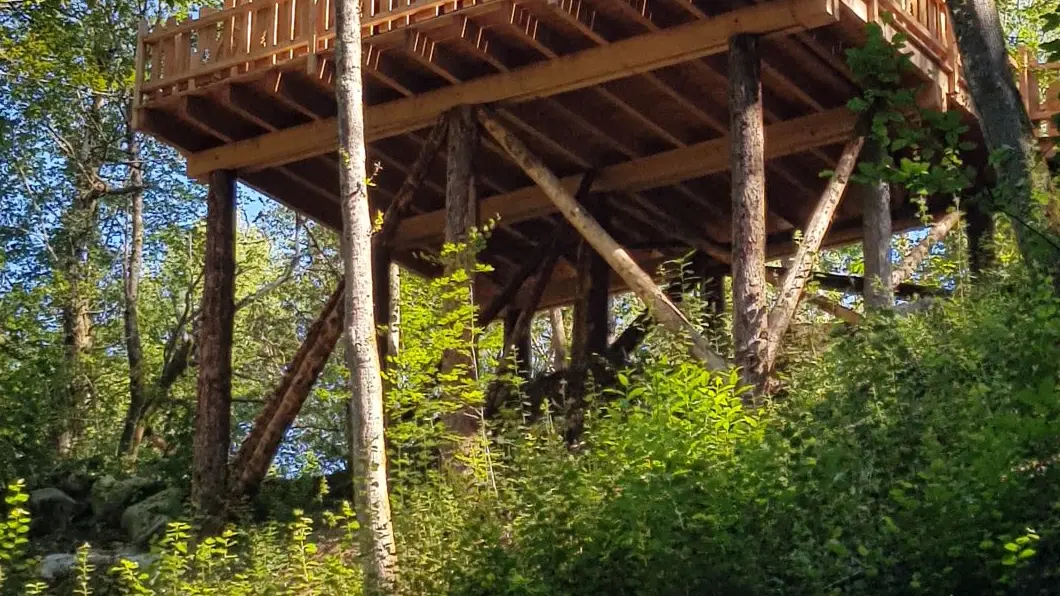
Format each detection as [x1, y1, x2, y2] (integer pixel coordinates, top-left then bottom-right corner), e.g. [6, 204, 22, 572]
[131, 0, 1045, 308]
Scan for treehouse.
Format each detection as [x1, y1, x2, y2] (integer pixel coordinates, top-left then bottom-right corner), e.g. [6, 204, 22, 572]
[131, 0, 1059, 372]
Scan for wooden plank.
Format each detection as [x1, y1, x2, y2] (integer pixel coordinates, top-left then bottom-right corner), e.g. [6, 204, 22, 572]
[185, 0, 839, 177]
[393, 107, 856, 248]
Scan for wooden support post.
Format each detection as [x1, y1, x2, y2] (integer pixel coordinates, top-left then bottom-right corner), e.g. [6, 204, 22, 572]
[440, 105, 480, 440]
[763, 136, 864, 373]
[503, 308, 533, 380]
[892, 210, 961, 286]
[192, 169, 237, 526]
[729, 33, 769, 394]
[549, 308, 569, 371]
[229, 280, 346, 498]
[965, 201, 995, 274]
[570, 236, 611, 371]
[375, 116, 448, 245]
[858, 141, 893, 309]
[477, 107, 726, 370]
[373, 243, 393, 365]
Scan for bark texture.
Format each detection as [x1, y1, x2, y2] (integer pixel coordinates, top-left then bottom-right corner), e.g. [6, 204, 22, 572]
[947, 0, 1060, 275]
[729, 34, 769, 394]
[440, 105, 480, 440]
[569, 239, 611, 371]
[191, 169, 237, 526]
[478, 107, 726, 370]
[858, 142, 893, 310]
[119, 126, 146, 456]
[229, 281, 345, 499]
[335, 0, 398, 586]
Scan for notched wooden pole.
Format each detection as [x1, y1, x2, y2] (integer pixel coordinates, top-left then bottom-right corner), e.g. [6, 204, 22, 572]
[763, 135, 864, 371]
[891, 210, 961, 287]
[477, 106, 726, 371]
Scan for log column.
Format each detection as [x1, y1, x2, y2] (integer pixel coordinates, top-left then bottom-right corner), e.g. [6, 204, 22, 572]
[192, 169, 237, 525]
[858, 142, 894, 309]
[441, 105, 479, 440]
[729, 34, 769, 395]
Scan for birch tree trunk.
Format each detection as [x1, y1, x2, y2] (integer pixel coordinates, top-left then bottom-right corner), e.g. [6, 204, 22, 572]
[335, 0, 398, 586]
[946, 0, 1060, 276]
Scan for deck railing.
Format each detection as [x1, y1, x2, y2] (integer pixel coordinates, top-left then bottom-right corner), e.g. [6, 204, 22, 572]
[133, 0, 961, 107]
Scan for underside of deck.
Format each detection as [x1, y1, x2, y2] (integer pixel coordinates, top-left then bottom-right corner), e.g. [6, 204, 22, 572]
[134, 0, 975, 308]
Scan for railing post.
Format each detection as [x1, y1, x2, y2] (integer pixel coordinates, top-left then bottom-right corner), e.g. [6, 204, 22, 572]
[132, 20, 148, 129]
[307, 0, 319, 75]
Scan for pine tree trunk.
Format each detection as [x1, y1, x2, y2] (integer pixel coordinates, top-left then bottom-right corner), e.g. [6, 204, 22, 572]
[192, 170, 237, 528]
[335, 0, 398, 586]
[229, 281, 345, 498]
[119, 126, 147, 456]
[729, 34, 769, 396]
[946, 0, 1060, 275]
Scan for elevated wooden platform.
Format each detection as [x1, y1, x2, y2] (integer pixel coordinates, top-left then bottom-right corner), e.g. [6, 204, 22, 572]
[132, 0, 1011, 308]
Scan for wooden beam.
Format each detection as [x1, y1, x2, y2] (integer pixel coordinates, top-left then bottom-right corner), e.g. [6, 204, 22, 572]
[478, 107, 727, 370]
[375, 116, 448, 245]
[395, 107, 857, 248]
[763, 136, 864, 372]
[891, 210, 961, 286]
[185, 0, 839, 177]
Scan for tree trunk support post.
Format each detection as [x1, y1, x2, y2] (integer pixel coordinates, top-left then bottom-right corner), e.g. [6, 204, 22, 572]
[858, 141, 894, 310]
[440, 104, 480, 441]
[570, 199, 611, 372]
[192, 169, 237, 527]
[477, 107, 726, 371]
[729, 33, 769, 396]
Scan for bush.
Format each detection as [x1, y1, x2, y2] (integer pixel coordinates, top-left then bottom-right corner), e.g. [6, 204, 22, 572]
[396, 278, 1060, 595]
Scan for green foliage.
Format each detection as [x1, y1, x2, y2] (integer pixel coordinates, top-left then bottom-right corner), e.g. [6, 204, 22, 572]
[845, 20, 972, 200]
[388, 278, 1060, 595]
[0, 480, 32, 589]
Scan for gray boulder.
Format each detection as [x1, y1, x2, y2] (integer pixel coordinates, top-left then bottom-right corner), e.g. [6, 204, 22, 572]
[39, 551, 158, 581]
[90, 476, 164, 525]
[29, 488, 79, 533]
[121, 488, 184, 545]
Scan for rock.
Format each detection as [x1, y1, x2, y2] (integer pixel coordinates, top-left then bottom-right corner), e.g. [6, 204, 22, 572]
[40, 552, 114, 581]
[39, 551, 158, 580]
[29, 488, 79, 534]
[90, 476, 164, 525]
[121, 488, 184, 545]
[58, 472, 94, 499]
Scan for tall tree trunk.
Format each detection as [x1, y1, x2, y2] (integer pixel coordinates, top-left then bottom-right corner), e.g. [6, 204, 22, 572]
[729, 34, 769, 396]
[549, 308, 568, 370]
[229, 281, 346, 498]
[966, 198, 996, 274]
[946, 0, 1060, 276]
[56, 94, 105, 456]
[119, 125, 147, 456]
[858, 142, 893, 310]
[191, 170, 237, 528]
[335, 0, 398, 586]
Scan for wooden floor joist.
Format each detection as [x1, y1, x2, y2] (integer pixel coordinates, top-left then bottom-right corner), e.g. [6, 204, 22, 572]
[395, 108, 857, 248]
[183, 0, 840, 178]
